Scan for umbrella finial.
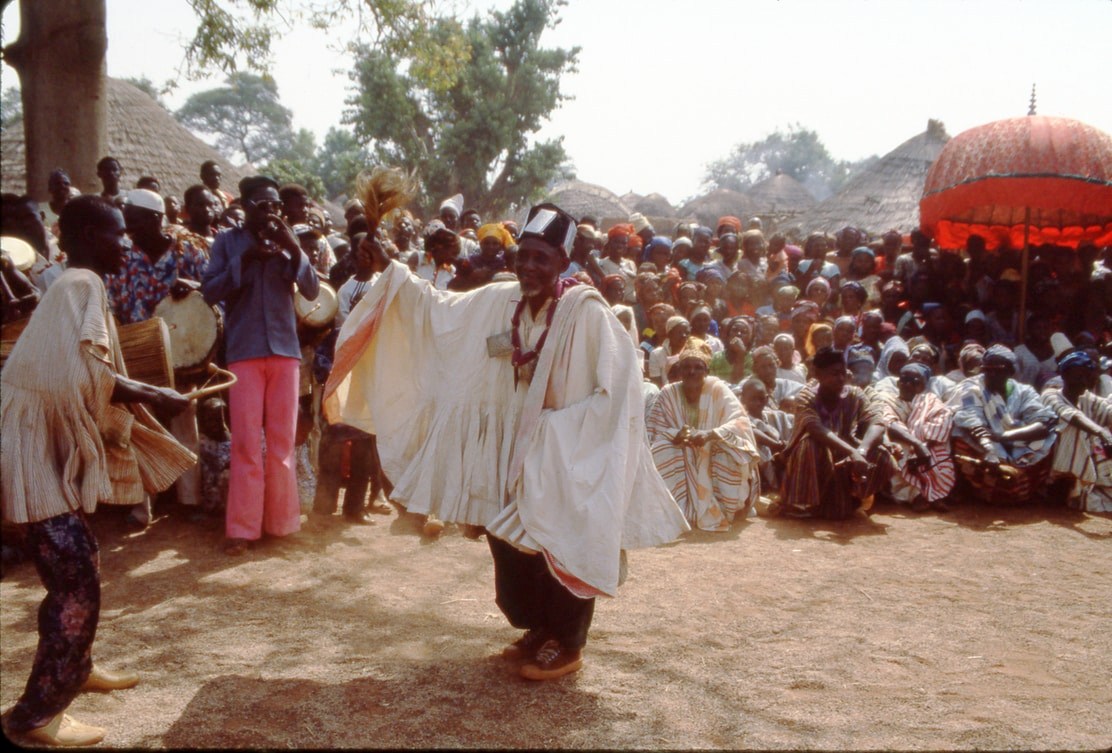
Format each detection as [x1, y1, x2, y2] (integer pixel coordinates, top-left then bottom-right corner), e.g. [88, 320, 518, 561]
[1028, 83, 1037, 116]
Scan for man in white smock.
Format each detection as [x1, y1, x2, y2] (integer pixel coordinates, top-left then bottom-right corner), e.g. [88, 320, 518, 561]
[324, 196, 687, 681]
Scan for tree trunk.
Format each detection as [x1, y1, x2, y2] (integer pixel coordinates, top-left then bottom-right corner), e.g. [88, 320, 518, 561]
[3, 0, 107, 201]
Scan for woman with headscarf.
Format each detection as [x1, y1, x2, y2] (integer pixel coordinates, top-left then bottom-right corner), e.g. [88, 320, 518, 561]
[873, 362, 956, 512]
[647, 337, 760, 531]
[833, 316, 857, 352]
[946, 345, 1058, 504]
[840, 281, 868, 322]
[804, 276, 834, 317]
[795, 233, 840, 289]
[772, 333, 808, 384]
[789, 300, 821, 363]
[872, 335, 910, 389]
[449, 222, 514, 291]
[774, 347, 889, 520]
[845, 246, 882, 307]
[644, 236, 673, 272]
[750, 344, 805, 410]
[947, 341, 985, 383]
[648, 315, 690, 387]
[689, 304, 723, 355]
[1041, 350, 1112, 512]
[716, 316, 755, 384]
[674, 279, 703, 320]
[907, 338, 957, 400]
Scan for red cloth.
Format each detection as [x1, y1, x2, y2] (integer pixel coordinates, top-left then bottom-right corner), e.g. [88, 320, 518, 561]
[607, 223, 634, 240]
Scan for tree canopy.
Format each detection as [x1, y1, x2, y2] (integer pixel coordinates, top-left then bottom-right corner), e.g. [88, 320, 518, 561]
[121, 76, 168, 110]
[345, 0, 579, 216]
[705, 125, 877, 201]
[176, 72, 294, 165]
[179, 0, 468, 93]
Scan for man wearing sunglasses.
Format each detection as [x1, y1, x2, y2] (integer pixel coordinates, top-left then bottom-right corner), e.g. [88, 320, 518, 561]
[202, 175, 321, 555]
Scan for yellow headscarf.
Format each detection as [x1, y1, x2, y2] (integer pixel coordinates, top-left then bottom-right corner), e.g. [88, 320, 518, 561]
[477, 223, 513, 249]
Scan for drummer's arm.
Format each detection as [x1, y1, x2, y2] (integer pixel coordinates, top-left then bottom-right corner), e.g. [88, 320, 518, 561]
[111, 373, 189, 417]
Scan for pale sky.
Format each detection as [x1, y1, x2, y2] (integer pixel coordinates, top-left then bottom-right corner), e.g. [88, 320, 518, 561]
[4, 0, 1111, 206]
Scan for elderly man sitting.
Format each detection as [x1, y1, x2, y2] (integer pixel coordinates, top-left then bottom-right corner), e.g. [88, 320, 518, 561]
[1041, 349, 1112, 512]
[873, 362, 956, 513]
[946, 345, 1058, 504]
[648, 338, 760, 531]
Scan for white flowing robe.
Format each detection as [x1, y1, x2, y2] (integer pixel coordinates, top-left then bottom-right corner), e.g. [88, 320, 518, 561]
[324, 261, 688, 597]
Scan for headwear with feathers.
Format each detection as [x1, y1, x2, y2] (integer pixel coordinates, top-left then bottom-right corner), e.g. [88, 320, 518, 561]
[357, 167, 416, 239]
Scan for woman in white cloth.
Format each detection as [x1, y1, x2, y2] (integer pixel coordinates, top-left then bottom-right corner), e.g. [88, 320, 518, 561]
[647, 338, 760, 531]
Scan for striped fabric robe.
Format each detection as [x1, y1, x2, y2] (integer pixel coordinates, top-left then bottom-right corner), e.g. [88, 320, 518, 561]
[874, 390, 956, 502]
[1042, 387, 1112, 512]
[2, 269, 195, 524]
[647, 378, 760, 531]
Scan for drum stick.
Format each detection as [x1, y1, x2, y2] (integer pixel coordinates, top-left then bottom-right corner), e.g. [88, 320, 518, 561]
[183, 363, 238, 400]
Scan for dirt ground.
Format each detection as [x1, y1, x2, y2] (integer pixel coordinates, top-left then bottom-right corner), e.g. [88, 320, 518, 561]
[2, 497, 1110, 750]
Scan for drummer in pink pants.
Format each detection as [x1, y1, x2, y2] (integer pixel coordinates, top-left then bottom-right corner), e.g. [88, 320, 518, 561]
[201, 175, 320, 554]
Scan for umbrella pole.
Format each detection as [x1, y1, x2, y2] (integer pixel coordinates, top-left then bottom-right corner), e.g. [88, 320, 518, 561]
[1018, 207, 1031, 343]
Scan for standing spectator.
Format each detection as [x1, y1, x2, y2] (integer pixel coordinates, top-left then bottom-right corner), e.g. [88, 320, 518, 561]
[201, 175, 320, 555]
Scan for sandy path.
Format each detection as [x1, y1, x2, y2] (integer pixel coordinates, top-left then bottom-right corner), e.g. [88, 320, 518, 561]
[2, 500, 1110, 749]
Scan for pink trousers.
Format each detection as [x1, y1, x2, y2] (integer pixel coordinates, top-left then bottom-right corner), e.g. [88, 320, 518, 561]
[226, 356, 301, 540]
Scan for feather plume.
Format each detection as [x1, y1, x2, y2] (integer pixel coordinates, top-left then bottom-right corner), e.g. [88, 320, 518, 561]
[356, 167, 416, 235]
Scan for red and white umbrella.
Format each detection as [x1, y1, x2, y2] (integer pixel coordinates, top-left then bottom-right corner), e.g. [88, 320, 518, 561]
[920, 115, 1112, 338]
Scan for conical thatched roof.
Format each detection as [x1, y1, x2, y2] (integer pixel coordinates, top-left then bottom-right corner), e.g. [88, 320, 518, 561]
[620, 191, 642, 207]
[678, 189, 756, 228]
[631, 192, 675, 217]
[1, 78, 249, 200]
[746, 171, 816, 215]
[542, 180, 631, 222]
[793, 120, 950, 235]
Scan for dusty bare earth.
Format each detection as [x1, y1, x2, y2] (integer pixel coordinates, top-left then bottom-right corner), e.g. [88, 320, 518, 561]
[2, 497, 1111, 750]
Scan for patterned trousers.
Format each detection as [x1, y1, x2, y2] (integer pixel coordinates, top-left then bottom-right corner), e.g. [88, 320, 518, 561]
[5, 512, 100, 733]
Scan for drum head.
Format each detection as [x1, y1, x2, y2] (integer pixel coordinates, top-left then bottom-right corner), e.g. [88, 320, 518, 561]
[153, 291, 220, 370]
[295, 282, 339, 328]
[1, 236, 36, 272]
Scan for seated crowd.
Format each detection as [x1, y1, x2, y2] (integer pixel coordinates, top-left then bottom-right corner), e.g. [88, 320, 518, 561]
[3, 156, 1112, 550]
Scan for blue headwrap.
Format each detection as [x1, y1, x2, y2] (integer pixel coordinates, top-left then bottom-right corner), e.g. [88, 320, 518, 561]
[983, 344, 1018, 369]
[851, 245, 875, 260]
[900, 362, 933, 384]
[696, 267, 726, 284]
[841, 280, 866, 298]
[1058, 350, 1096, 373]
[643, 235, 673, 264]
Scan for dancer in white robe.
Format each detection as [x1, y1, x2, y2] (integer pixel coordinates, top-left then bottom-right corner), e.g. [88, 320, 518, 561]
[324, 177, 686, 680]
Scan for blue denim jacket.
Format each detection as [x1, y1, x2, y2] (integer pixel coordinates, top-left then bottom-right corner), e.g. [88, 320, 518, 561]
[201, 227, 320, 363]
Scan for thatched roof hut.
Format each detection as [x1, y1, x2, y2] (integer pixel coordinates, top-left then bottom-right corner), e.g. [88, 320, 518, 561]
[542, 180, 631, 222]
[746, 171, 816, 216]
[678, 189, 756, 228]
[792, 120, 950, 235]
[1, 78, 249, 200]
[631, 192, 675, 217]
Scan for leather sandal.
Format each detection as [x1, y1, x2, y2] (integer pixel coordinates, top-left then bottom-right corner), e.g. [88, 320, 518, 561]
[22, 712, 106, 747]
[82, 664, 139, 692]
[519, 639, 583, 680]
